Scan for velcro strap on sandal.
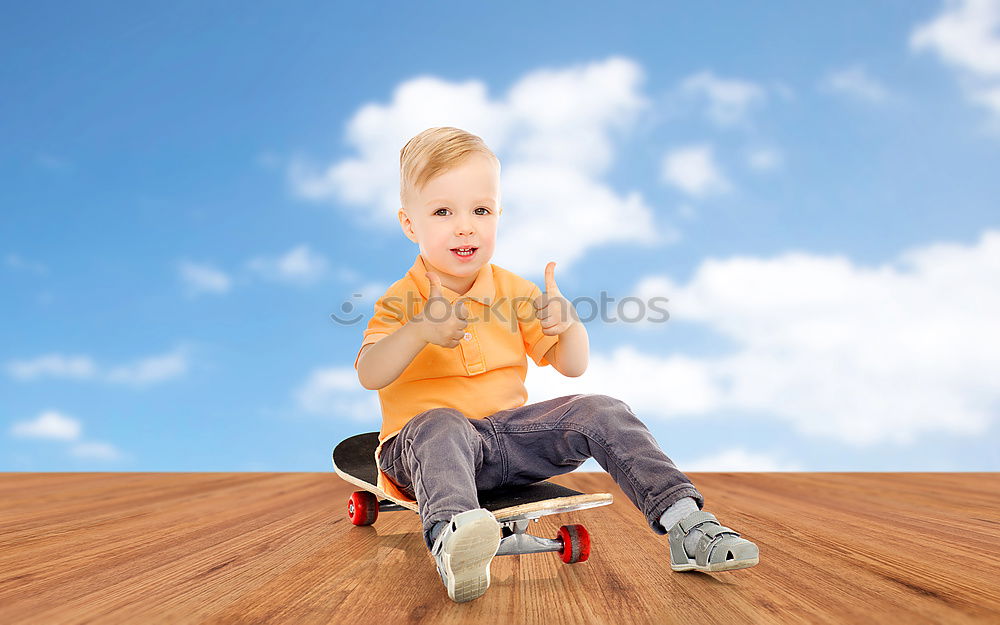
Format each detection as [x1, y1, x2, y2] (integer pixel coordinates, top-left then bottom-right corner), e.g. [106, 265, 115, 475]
[699, 523, 740, 539]
[677, 510, 718, 534]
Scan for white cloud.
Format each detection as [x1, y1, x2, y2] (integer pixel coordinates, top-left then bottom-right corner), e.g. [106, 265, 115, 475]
[970, 82, 1000, 113]
[525, 230, 1000, 447]
[9, 410, 124, 463]
[499, 163, 663, 271]
[679, 448, 804, 472]
[70, 441, 122, 461]
[6, 354, 97, 380]
[678, 70, 767, 127]
[821, 66, 891, 103]
[661, 144, 730, 197]
[911, 0, 1000, 76]
[746, 146, 783, 172]
[6, 346, 189, 386]
[10, 410, 81, 440]
[525, 347, 723, 417]
[178, 260, 231, 295]
[247, 244, 329, 285]
[910, 0, 1000, 119]
[295, 366, 380, 422]
[178, 247, 345, 294]
[504, 58, 649, 172]
[354, 281, 388, 303]
[289, 56, 671, 276]
[105, 346, 190, 386]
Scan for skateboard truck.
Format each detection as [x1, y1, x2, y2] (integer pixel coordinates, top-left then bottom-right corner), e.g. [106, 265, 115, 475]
[497, 519, 563, 557]
[495, 513, 593, 563]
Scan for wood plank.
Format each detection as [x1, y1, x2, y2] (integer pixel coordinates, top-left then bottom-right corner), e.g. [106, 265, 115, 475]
[0, 472, 997, 624]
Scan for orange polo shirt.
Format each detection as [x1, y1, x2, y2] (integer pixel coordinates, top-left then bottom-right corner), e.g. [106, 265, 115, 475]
[353, 253, 560, 503]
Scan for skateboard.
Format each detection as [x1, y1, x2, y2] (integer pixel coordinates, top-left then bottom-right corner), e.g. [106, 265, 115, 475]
[332, 432, 613, 563]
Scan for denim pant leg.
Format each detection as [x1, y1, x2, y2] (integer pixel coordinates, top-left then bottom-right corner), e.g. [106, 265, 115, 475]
[486, 393, 705, 535]
[378, 407, 505, 550]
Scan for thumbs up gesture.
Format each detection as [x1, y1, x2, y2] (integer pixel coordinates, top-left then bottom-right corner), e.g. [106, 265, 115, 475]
[414, 271, 470, 348]
[534, 261, 579, 336]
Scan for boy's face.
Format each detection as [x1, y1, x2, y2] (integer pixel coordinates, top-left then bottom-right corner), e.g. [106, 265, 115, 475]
[398, 152, 502, 289]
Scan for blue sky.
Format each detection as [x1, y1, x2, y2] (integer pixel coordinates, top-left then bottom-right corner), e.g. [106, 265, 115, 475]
[2, 1, 999, 472]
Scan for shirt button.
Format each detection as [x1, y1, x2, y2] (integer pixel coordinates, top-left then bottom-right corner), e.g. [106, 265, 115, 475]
[463, 332, 472, 341]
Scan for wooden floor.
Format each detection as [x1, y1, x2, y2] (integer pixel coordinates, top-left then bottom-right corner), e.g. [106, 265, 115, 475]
[1, 472, 998, 624]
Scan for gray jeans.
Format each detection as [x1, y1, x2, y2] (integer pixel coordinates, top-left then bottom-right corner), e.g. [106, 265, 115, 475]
[376, 393, 705, 550]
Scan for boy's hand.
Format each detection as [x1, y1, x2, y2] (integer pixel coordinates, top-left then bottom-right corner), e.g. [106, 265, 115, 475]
[414, 271, 470, 348]
[534, 261, 579, 336]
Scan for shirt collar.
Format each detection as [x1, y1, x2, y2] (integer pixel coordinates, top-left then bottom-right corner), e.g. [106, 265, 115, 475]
[407, 253, 495, 305]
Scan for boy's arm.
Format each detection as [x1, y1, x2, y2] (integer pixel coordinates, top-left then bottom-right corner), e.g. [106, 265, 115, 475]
[356, 321, 428, 390]
[527, 262, 589, 377]
[541, 320, 589, 377]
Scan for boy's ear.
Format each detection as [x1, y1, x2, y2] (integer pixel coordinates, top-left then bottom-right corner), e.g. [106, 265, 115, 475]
[398, 207, 417, 243]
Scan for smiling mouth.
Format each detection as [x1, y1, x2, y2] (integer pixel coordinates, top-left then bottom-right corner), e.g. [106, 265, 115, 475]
[451, 247, 478, 258]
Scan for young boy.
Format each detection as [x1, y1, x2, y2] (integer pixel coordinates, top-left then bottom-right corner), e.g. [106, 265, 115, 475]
[354, 127, 759, 603]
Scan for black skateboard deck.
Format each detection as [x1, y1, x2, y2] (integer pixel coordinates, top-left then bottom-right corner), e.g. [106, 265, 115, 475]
[332, 432, 613, 522]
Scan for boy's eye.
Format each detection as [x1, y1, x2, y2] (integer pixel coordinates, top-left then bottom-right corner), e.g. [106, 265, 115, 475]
[433, 207, 491, 216]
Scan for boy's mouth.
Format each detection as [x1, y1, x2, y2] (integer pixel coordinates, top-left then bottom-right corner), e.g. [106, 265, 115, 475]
[450, 246, 478, 261]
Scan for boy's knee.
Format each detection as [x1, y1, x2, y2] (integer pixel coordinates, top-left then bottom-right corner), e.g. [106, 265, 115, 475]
[566, 394, 643, 434]
[576, 394, 634, 419]
[407, 407, 470, 436]
[400, 408, 482, 468]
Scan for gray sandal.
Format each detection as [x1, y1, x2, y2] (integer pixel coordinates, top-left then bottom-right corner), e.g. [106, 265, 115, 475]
[668, 510, 760, 572]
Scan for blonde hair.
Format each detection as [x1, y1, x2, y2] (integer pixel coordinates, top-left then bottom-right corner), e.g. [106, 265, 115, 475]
[399, 127, 499, 206]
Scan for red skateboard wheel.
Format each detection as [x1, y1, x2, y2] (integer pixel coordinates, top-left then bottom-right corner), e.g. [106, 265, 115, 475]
[348, 491, 378, 525]
[556, 524, 591, 563]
